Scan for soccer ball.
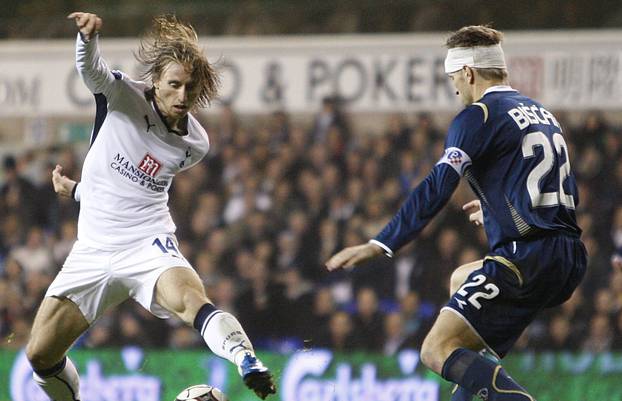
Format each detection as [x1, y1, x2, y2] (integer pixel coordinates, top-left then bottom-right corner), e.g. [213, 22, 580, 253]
[174, 384, 229, 401]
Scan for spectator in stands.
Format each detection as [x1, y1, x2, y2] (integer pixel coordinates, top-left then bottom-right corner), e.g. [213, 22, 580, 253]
[399, 291, 434, 349]
[542, 315, 575, 350]
[52, 220, 77, 266]
[236, 259, 281, 341]
[383, 312, 408, 356]
[351, 287, 384, 351]
[303, 287, 336, 346]
[83, 317, 114, 349]
[276, 267, 313, 338]
[10, 226, 54, 275]
[169, 326, 202, 349]
[310, 95, 349, 144]
[1, 97, 621, 357]
[317, 310, 358, 352]
[582, 314, 613, 353]
[209, 276, 238, 315]
[194, 250, 221, 284]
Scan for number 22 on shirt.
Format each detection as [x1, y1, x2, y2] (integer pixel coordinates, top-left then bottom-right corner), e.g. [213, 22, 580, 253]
[522, 131, 575, 209]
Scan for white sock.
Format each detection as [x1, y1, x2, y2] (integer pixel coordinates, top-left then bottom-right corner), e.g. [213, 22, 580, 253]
[199, 310, 255, 366]
[33, 357, 80, 401]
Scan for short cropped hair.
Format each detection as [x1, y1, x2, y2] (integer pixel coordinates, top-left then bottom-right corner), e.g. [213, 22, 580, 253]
[136, 15, 220, 108]
[445, 25, 508, 82]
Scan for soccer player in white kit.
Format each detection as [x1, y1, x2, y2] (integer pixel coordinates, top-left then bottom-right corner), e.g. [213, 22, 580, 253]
[25, 12, 276, 400]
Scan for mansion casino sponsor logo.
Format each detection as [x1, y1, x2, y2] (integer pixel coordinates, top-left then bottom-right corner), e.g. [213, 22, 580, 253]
[110, 153, 168, 192]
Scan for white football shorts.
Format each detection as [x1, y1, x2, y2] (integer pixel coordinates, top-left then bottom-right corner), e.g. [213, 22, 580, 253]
[45, 233, 193, 323]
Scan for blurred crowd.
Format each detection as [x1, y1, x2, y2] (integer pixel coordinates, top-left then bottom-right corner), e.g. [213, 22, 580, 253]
[1, 102, 622, 357]
[1, 0, 621, 39]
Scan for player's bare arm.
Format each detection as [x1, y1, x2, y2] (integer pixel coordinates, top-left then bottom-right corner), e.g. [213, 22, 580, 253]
[325, 242, 383, 271]
[51, 165, 77, 198]
[462, 199, 483, 227]
[67, 12, 102, 41]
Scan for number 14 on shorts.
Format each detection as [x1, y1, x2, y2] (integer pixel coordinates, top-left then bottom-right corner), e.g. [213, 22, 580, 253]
[152, 236, 179, 254]
[456, 274, 500, 310]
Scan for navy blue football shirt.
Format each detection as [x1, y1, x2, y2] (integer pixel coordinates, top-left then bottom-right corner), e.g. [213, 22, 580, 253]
[373, 86, 581, 254]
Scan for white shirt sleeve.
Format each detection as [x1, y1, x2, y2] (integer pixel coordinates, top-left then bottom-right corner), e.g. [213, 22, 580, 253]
[73, 182, 81, 202]
[75, 33, 117, 95]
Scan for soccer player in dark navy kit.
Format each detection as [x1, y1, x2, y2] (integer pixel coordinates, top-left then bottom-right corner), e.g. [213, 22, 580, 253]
[326, 25, 586, 401]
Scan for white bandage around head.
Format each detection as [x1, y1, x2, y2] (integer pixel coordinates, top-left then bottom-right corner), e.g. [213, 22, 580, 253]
[444, 44, 507, 74]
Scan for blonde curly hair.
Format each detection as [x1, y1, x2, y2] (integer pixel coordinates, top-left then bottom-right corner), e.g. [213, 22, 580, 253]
[135, 15, 220, 108]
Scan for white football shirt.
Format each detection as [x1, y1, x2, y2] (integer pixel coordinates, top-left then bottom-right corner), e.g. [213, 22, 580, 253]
[75, 34, 210, 250]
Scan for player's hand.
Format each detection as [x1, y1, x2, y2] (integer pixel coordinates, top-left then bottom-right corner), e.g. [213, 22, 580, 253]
[52, 165, 77, 198]
[67, 12, 102, 42]
[462, 199, 484, 227]
[612, 254, 622, 272]
[325, 243, 383, 271]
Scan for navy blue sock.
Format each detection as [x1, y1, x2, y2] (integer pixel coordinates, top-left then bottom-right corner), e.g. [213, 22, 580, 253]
[192, 303, 220, 332]
[450, 350, 499, 401]
[442, 349, 534, 401]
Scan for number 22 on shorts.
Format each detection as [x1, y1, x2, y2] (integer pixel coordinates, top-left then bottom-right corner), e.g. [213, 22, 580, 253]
[456, 274, 500, 309]
[152, 236, 179, 254]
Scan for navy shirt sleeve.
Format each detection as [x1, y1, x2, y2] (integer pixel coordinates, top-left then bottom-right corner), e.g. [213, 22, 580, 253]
[372, 105, 487, 255]
[373, 163, 460, 254]
[444, 104, 488, 162]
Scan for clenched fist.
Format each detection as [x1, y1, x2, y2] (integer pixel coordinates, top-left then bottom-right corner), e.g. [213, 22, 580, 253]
[67, 12, 102, 42]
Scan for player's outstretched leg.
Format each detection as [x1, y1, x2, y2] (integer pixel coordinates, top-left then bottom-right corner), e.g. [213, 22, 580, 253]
[193, 303, 277, 399]
[154, 268, 276, 399]
[421, 310, 535, 401]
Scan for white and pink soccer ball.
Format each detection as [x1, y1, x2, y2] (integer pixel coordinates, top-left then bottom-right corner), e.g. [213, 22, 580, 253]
[174, 384, 229, 401]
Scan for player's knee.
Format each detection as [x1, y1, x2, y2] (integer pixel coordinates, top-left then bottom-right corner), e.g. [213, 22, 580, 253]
[182, 286, 208, 308]
[172, 286, 209, 323]
[420, 336, 443, 373]
[26, 339, 52, 370]
[421, 334, 460, 374]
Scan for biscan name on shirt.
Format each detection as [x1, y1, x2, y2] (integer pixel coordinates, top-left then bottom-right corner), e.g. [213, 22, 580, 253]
[110, 153, 168, 192]
[507, 103, 561, 130]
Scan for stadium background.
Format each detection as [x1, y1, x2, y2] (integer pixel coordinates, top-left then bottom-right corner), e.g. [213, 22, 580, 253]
[1, 1, 622, 400]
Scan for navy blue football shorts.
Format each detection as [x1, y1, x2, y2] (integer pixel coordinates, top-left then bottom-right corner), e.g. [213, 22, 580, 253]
[444, 233, 587, 358]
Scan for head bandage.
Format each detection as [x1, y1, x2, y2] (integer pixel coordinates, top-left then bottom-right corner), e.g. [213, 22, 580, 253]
[444, 44, 507, 74]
